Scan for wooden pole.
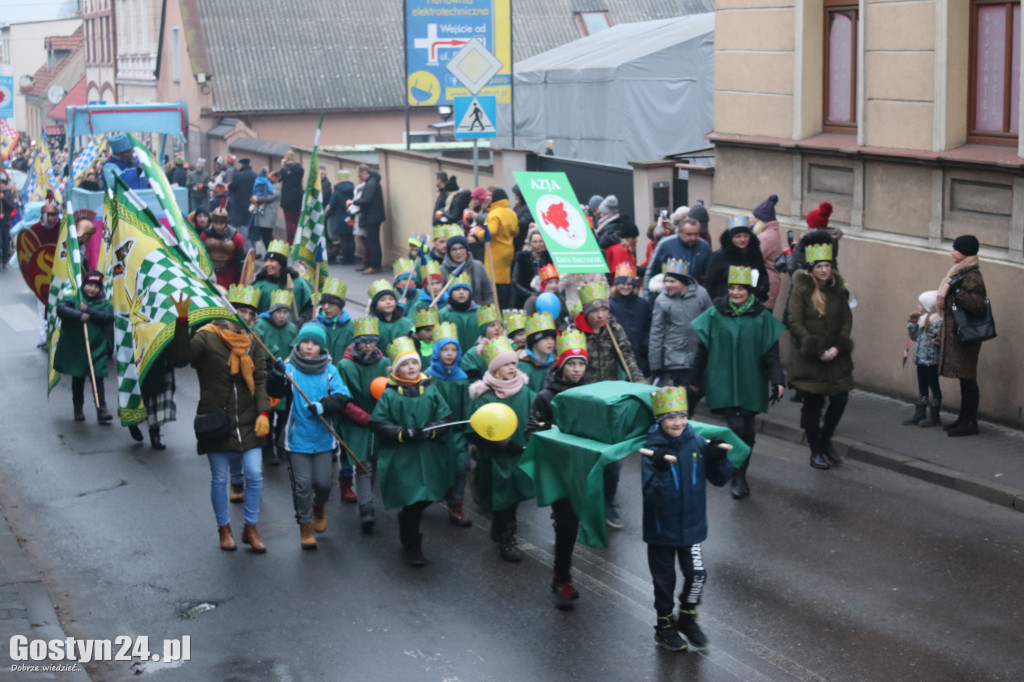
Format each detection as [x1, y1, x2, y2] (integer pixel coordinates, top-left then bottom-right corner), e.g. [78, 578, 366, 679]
[605, 321, 632, 383]
[81, 316, 101, 408]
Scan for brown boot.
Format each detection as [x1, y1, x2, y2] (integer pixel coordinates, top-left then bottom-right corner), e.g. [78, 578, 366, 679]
[229, 483, 244, 503]
[218, 524, 237, 551]
[242, 524, 266, 553]
[312, 503, 328, 533]
[300, 522, 317, 549]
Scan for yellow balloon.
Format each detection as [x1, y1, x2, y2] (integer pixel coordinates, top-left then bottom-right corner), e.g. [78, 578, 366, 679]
[469, 403, 518, 442]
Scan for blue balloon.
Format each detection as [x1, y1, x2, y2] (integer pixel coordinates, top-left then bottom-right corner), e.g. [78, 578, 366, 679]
[536, 292, 561, 318]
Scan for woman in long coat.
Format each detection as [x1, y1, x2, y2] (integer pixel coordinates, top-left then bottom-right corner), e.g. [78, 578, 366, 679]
[937, 235, 988, 437]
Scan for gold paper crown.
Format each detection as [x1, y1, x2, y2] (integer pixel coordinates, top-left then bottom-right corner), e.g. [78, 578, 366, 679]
[392, 258, 416, 281]
[367, 279, 394, 300]
[227, 284, 260, 309]
[727, 265, 753, 286]
[321, 277, 347, 300]
[501, 309, 527, 333]
[651, 386, 688, 417]
[538, 263, 559, 283]
[805, 242, 833, 263]
[432, 223, 451, 240]
[477, 304, 499, 327]
[450, 272, 472, 290]
[266, 239, 289, 258]
[663, 259, 689, 277]
[353, 316, 379, 337]
[614, 261, 637, 280]
[434, 321, 459, 342]
[578, 280, 609, 306]
[525, 312, 556, 337]
[386, 336, 419, 365]
[407, 232, 427, 248]
[269, 289, 294, 309]
[568, 300, 583, 321]
[419, 260, 442, 282]
[556, 328, 587, 358]
[728, 215, 749, 229]
[481, 336, 516, 366]
[444, 224, 463, 240]
[413, 306, 439, 328]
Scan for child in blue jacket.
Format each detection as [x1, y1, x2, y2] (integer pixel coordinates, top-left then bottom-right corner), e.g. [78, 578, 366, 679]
[643, 386, 732, 652]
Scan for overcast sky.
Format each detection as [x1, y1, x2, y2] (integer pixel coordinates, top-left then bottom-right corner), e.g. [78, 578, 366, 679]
[0, 0, 79, 26]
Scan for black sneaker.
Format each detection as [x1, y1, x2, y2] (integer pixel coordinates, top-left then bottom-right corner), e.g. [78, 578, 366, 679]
[654, 615, 687, 651]
[676, 609, 708, 647]
[128, 425, 144, 442]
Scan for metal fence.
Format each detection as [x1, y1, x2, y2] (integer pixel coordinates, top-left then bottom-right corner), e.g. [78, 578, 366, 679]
[526, 154, 634, 219]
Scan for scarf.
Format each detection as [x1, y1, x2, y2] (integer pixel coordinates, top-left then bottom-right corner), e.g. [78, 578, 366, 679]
[317, 311, 351, 329]
[937, 255, 979, 311]
[287, 346, 331, 375]
[200, 323, 256, 394]
[390, 371, 426, 387]
[524, 348, 554, 366]
[350, 345, 383, 366]
[447, 296, 473, 312]
[470, 368, 526, 400]
[729, 295, 756, 317]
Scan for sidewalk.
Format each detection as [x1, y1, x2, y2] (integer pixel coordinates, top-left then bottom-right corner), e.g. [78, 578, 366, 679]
[712, 389, 1024, 512]
[328, 259, 1024, 513]
[0, 513, 92, 680]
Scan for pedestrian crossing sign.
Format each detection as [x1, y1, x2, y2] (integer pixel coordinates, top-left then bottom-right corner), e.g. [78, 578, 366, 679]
[454, 95, 497, 139]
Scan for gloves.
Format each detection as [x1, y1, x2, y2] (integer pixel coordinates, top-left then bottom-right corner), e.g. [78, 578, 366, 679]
[254, 413, 270, 437]
[706, 438, 729, 459]
[272, 359, 287, 376]
[307, 401, 324, 417]
[651, 448, 674, 472]
[398, 428, 418, 442]
[769, 385, 783, 405]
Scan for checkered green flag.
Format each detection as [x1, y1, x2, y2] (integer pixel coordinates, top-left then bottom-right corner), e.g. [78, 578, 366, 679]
[108, 176, 240, 425]
[45, 199, 84, 394]
[290, 114, 328, 286]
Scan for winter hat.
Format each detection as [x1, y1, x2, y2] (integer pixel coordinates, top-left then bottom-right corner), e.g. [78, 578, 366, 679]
[952, 235, 979, 257]
[83, 270, 104, 286]
[598, 195, 619, 214]
[618, 218, 640, 239]
[368, 279, 397, 309]
[471, 187, 488, 202]
[446, 235, 469, 252]
[687, 202, 709, 225]
[670, 206, 689, 226]
[109, 134, 132, 154]
[481, 336, 518, 373]
[449, 272, 472, 293]
[588, 195, 603, 212]
[555, 329, 588, 368]
[490, 188, 508, 203]
[753, 194, 779, 223]
[918, 290, 939, 315]
[806, 202, 833, 228]
[295, 322, 327, 349]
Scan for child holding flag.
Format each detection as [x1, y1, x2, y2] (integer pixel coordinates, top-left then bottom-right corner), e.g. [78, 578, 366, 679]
[53, 270, 115, 423]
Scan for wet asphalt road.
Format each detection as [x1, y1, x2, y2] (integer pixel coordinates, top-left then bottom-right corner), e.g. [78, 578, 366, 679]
[0, 277, 1022, 682]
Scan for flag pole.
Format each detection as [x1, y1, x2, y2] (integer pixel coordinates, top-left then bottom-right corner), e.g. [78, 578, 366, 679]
[429, 261, 467, 308]
[482, 223, 501, 313]
[81, 315, 101, 408]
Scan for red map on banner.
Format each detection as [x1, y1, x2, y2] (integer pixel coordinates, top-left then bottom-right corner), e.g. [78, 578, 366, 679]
[542, 202, 570, 233]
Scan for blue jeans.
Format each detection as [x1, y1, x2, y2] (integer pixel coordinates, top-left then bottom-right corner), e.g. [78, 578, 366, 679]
[208, 449, 262, 526]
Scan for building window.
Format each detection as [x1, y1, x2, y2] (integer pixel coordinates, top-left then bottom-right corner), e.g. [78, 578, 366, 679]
[969, 0, 1020, 144]
[172, 27, 180, 83]
[576, 11, 611, 37]
[823, 0, 858, 132]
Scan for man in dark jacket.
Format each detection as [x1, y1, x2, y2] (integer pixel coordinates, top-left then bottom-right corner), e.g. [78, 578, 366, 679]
[168, 158, 188, 187]
[351, 163, 385, 273]
[644, 218, 712, 298]
[279, 151, 305, 243]
[319, 167, 332, 208]
[325, 173, 356, 263]
[227, 158, 256, 230]
[433, 171, 452, 221]
[703, 216, 769, 303]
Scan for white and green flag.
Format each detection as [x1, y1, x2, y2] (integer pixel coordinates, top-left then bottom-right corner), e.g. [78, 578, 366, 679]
[291, 114, 328, 287]
[513, 171, 608, 274]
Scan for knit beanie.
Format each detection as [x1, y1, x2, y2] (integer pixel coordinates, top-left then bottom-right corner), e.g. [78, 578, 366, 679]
[588, 195, 603, 211]
[753, 194, 778, 223]
[446, 235, 469, 252]
[952, 235, 979, 256]
[688, 202, 709, 225]
[295, 323, 327, 348]
[490, 188, 508, 203]
[806, 202, 833, 229]
[598, 195, 619, 214]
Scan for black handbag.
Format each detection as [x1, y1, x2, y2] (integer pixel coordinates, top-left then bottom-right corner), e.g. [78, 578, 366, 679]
[193, 410, 231, 444]
[951, 299, 996, 344]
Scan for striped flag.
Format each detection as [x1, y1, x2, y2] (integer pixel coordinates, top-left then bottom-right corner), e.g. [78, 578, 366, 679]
[290, 113, 328, 284]
[106, 176, 240, 425]
[46, 198, 84, 394]
[71, 134, 108, 183]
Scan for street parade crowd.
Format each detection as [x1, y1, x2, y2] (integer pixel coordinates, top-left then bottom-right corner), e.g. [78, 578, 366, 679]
[3, 135, 991, 653]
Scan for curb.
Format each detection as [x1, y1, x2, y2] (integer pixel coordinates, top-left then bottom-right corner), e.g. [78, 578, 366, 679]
[705, 413, 1024, 514]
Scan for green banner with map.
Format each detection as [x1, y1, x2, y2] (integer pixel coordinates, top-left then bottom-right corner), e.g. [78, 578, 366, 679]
[513, 171, 608, 274]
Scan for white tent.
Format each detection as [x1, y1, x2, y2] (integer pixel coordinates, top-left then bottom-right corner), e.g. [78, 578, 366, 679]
[505, 14, 715, 168]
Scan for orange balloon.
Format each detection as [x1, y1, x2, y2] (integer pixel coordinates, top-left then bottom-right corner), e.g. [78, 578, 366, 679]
[370, 376, 388, 400]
